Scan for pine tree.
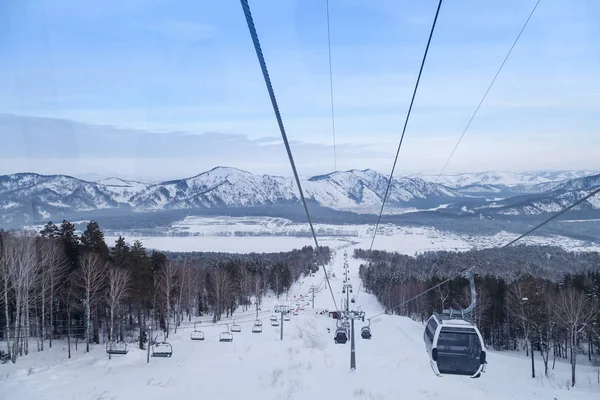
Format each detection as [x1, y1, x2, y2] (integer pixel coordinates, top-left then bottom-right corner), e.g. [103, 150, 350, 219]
[111, 236, 130, 268]
[128, 240, 153, 349]
[80, 221, 109, 260]
[58, 220, 80, 270]
[150, 250, 169, 330]
[150, 251, 167, 274]
[40, 221, 59, 238]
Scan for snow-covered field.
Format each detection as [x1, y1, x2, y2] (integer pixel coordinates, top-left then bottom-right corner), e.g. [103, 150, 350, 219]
[105, 215, 600, 254]
[3, 244, 599, 400]
[104, 235, 354, 253]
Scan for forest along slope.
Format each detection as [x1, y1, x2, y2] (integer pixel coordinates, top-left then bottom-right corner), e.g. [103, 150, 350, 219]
[2, 244, 599, 400]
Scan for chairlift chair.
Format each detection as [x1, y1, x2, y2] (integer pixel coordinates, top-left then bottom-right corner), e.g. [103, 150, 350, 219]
[219, 332, 234, 342]
[270, 314, 278, 322]
[219, 324, 234, 342]
[252, 324, 262, 333]
[151, 342, 173, 358]
[284, 314, 291, 321]
[106, 341, 128, 356]
[271, 319, 279, 327]
[191, 322, 205, 341]
[231, 320, 242, 333]
[254, 319, 263, 327]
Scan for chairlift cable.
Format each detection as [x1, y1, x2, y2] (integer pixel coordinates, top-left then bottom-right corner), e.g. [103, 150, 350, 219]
[240, 0, 339, 313]
[367, 186, 600, 322]
[367, 0, 443, 254]
[353, 0, 444, 307]
[326, 0, 338, 172]
[435, 0, 542, 182]
[356, 0, 542, 307]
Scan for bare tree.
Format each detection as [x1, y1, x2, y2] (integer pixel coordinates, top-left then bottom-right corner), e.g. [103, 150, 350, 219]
[180, 264, 199, 321]
[253, 273, 263, 306]
[159, 261, 177, 337]
[3, 233, 37, 362]
[106, 266, 130, 341]
[61, 272, 78, 359]
[272, 268, 281, 300]
[508, 279, 549, 378]
[0, 231, 11, 360]
[207, 269, 234, 322]
[471, 283, 492, 332]
[78, 252, 107, 353]
[538, 281, 557, 378]
[553, 288, 597, 387]
[38, 238, 67, 350]
[240, 267, 252, 311]
[508, 281, 530, 355]
[437, 283, 450, 311]
[174, 266, 183, 333]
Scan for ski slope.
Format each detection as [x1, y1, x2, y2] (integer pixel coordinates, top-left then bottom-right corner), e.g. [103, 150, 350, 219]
[2, 244, 599, 400]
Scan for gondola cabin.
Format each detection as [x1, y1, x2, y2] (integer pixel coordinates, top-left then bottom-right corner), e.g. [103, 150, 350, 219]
[424, 314, 486, 378]
[360, 326, 371, 340]
[334, 328, 348, 344]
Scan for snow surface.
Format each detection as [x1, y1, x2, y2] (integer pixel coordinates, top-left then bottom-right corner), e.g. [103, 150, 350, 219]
[105, 216, 600, 254]
[104, 235, 352, 254]
[0, 201, 20, 209]
[3, 242, 599, 400]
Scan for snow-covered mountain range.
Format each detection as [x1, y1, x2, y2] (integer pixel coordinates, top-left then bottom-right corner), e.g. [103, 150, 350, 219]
[413, 170, 597, 188]
[0, 167, 462, 225]
[472, 174, 600, 216]
[0, 167, 598, 226]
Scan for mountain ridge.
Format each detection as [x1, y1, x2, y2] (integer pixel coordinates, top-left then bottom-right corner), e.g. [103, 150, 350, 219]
[0, 167, 460, 225]
[0, 167, 598, 226]
[412, 170, 598, 188]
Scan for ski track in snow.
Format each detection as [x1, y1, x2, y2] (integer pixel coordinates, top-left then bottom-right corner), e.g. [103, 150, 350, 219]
[3, 241, 600, 400]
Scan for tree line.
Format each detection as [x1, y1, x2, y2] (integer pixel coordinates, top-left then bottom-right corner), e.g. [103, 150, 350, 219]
[355, 247, 600, 387]
[0, 220, 329, 364]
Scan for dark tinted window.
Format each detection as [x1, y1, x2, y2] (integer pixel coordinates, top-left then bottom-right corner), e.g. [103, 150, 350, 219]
[425, 317, 437, 342]
[437, 330, 481, 356]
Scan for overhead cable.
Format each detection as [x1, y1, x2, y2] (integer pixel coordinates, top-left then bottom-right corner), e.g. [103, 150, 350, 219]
[240, 0, 339, 313]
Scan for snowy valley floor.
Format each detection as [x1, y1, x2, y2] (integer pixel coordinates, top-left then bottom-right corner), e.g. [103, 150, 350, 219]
[2, 246, 600, 400]
[104, 215, 600, 254]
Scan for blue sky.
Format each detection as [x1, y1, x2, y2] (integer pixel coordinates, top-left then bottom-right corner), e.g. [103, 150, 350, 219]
[1, 0, 598, 181]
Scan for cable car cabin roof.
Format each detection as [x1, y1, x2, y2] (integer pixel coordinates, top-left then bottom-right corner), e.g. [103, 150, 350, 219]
[432, 313, 475, 327]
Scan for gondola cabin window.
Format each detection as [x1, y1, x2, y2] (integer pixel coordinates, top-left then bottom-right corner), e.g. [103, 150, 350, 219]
[425, 317, 437, 343]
